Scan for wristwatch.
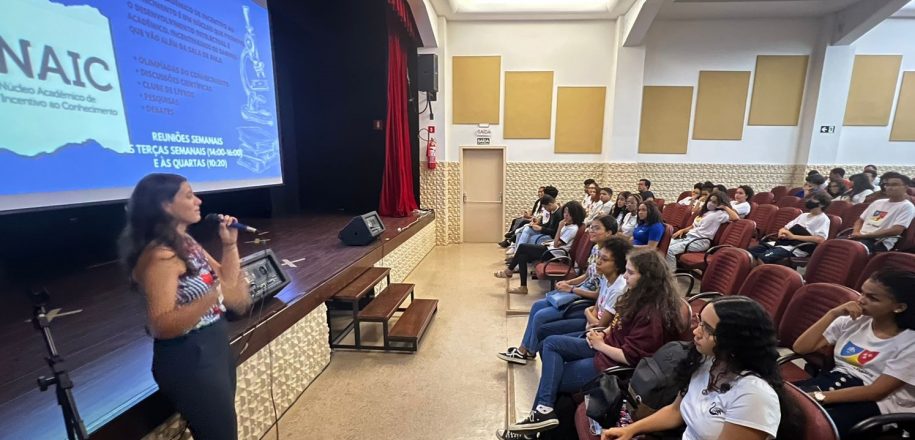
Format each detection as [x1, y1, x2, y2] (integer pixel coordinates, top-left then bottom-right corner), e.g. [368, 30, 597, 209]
[813, 391, 826, 403]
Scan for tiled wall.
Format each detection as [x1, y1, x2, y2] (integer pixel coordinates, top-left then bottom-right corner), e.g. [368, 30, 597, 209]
[419, 161, 912, 243]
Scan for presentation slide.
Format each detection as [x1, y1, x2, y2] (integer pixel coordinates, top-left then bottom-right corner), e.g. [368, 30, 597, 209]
[0, 0, 282, 213]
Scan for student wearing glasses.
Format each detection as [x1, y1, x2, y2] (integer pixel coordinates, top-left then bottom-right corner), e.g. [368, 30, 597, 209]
[601, 297, 801, 440]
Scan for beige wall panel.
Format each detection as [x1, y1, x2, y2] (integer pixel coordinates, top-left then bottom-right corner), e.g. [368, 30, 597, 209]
[504, 71, 554, 139]
[890, 71, 915, 141]
[748, 55, 809, 126]
[452, 56, 501, 124]
[693, 71, 751, 140]
[554, 87, 606, 153]
[844, 55, 902, 126]
[638, 86, 693, 154]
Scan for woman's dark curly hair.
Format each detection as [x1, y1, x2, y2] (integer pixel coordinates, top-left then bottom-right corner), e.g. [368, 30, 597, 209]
[602, 235, 632, 277]
[611, 191, 632, 219]
[562, 200, 587, 226]
[119, 173, 194, 283]
[738, 185, 755, 201]
[614, 250, 684, 336]
[675, 297, 804, 439]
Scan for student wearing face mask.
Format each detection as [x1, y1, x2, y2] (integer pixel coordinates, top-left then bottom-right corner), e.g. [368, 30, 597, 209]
[747, 192, 831, 264]
[666, 191, 739, 271]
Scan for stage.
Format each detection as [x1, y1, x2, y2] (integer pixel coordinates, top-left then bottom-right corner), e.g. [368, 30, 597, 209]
[0, 210, 435, 440]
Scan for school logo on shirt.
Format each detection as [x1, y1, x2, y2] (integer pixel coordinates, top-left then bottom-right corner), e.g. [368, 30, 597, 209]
[869, 210, 889, 223]
[839, 341, 879, 366]
[708, 402, 724, 416]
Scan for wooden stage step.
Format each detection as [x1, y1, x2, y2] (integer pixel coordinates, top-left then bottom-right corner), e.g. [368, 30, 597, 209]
[333, 267, 390, 301]
[358, 284, 414, 322]
[389, 299, 438, 345]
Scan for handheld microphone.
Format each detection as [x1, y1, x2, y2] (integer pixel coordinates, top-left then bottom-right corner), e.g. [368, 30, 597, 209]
[205, 213, 258, 234]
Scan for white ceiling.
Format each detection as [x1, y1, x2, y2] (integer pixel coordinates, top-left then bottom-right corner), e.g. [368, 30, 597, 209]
[894, 0, 915, 17]
[429, 0, 636, 20]
[657, 0, 863, 20]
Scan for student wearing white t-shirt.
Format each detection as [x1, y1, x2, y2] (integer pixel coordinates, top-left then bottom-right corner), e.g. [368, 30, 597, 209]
[665, 191, 739, 270]
[620, 194, 642, 238]
[498, 201, 586, 294]
[601, 297, 797, 440]
[748, 192, 831, 264]
[850, 172, 915, 252]
[792, 270, 915, 438]
[730, 185, 754, 218]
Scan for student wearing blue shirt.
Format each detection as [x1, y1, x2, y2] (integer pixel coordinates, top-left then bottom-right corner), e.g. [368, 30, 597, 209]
[631, 200, 666, 249]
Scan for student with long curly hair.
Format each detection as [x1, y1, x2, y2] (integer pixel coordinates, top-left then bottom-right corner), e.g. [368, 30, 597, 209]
[497, 250, 685, 439]
[602, 297, 802, 440]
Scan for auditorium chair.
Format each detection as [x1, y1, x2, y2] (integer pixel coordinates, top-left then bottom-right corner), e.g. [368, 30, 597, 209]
[803, 239, 870, 287]
[825, 200, 852, 218]
[776, 195, 803, 209]
[656, 224, 675, 255]
[784, 382, 841, 440]
[654, 198, 665, 212]
[770, 185, 789, 200]
[660, 203, 691, 230]
[676, 246, 752, 298]
[784, 214, 842, 269]
[726, 188, 737, 198]
[535, 226, 591, 289]
[788, 186, 804, 196]
[840, 202, 870, 233]
[854, 252, 915, 290]
[735, 264, 804, 327]
[746, 203, 777, 239]
[750, 191, 775, 205]
[675, 219, 755, 274]
[892, 218, 915, 252]
[750, 206, 802, 248]
[776, 283, 860, 382]
[848, 414, 915, 440]
[676, 190, 692, 202]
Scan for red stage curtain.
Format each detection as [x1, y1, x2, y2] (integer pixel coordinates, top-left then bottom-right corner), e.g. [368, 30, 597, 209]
[386, 0, 419, 42]
[378, 15, 419, 217]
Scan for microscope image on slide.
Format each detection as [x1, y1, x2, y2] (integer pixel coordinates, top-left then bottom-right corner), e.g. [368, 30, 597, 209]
[237, 5, 279, 174]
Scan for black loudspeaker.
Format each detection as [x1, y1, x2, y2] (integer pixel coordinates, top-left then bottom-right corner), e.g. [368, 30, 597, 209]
[339, 211, 386, 246]
[418, 54, 438, 100]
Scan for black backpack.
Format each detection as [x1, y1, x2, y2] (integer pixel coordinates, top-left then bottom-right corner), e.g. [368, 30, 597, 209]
[628, 341, 692, 414]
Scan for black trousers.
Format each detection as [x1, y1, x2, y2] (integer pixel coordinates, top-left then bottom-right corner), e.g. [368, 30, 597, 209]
[505, 217, 531, 240]
[794, 370, 881, 438]
[153, 318, 238, 440]
[509, 243, 549, 287]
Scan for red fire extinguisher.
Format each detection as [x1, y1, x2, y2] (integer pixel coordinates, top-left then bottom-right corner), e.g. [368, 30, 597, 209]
[426, 137, 437, 170]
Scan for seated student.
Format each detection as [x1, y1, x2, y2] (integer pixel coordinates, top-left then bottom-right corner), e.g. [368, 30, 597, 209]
[731, 185, 754, 218]
[497, 201, 586, 294]
[582, 179, 598, 211]
[826, 180, 847, 200]
[496, 230, 629, 364]
[849, 172, 915, 253]
[637, 179, 655, 201]
[748, 192, 830, 264]
[666, 191, 739, 270]
[586, 187, 615, 223]
[678, 183, 703, 206]
[688, 182, 716, 215]
[830, 167, 852, 189]
[584, 183, 602, 219]
[864, 166, 880, 187]
[619, 194, 643, 238]
[601, 297, 800, 440]
[715, 184, 729, 195]
[498, 250, 685, 438]
[511, 195, 561, 251]
[631, 200, 665, 250]
[611, 192, 632, 227]
[500, 186, 545, 248]
[791, 270, 915, 438]
[796, 173, 826, 200]
[839, 174, 874, 204]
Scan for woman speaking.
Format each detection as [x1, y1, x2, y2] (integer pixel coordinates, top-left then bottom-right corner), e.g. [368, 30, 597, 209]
[120, 173, 251, 439]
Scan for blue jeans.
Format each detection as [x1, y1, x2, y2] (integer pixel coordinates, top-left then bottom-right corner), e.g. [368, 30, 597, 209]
[534, 335, 598, 408]
[516, 225, 549, 246]
[521, 298, 588, 353]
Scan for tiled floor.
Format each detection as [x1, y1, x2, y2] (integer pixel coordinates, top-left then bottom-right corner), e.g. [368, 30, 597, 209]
[272, 244, 537, 440]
